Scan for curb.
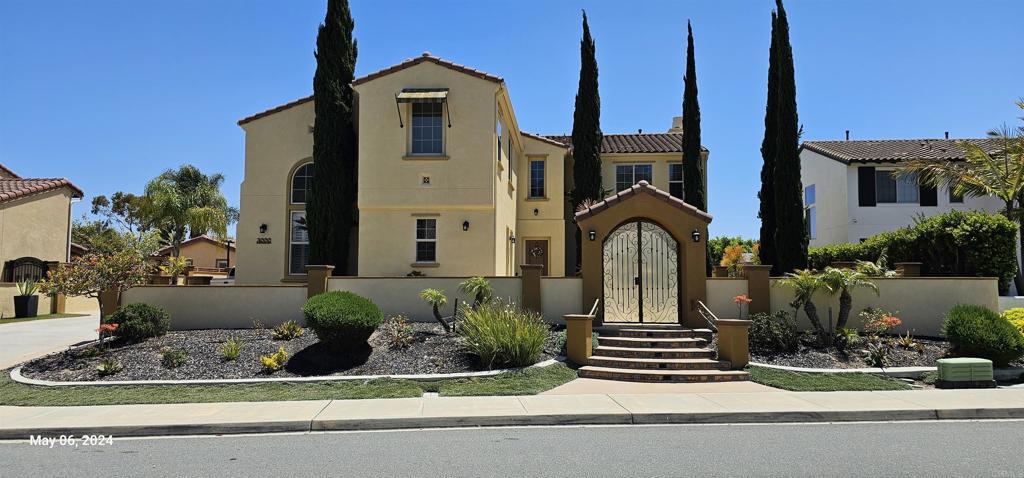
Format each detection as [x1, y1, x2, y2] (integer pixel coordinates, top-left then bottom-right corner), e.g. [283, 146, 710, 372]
[749, 362, 1024, 381]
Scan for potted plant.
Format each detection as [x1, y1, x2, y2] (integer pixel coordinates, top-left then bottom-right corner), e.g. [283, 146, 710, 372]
[14, 280, 39, 318]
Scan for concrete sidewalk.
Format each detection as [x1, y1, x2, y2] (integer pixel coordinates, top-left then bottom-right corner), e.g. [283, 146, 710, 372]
[3, 388, 1023, 439]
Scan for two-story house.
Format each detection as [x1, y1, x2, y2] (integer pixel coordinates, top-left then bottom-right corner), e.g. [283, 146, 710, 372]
[800, 137, 1004, 247]
[234, 53, 707, 284]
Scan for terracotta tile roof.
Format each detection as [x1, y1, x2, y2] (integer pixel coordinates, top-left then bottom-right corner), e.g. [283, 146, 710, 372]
[575, 180, 712, 223]
[238, 53, 503, 126]
[0, 163, 20, 179]
[0, 177, 84, 204]
[801, 138, 1004, 164]
[520, 131, 569, 149]
[152, 234, 236, 256]
[544, 133, 707, 154]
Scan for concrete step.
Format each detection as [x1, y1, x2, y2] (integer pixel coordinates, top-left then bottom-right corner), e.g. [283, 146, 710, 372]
[613, 328, 714, 340]
[578, 366, 751, 383]
[597, 336, 707, 349]
[588, 356, 731, 370]
[593, 346, 716, 359]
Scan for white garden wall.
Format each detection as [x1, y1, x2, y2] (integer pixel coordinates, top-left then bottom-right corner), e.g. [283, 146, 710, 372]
[327, 277, 522, 322]
[121, 285, 307, 330]
[705, 278, 748, 319]
[541, 277, 583, 324]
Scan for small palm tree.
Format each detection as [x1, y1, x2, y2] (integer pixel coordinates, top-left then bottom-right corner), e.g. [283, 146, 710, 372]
[819, 267, 879, 331]
[458, 276, 493, 308]
[777, 269, 828, 343]
[419, 288, 450, 333]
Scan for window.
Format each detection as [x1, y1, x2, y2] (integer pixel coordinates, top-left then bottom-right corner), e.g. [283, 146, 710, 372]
[615, 164, 653, 192]
[496, 118, 503, 162]
[411, 102, 443, 155]
[875, 170, 918, 204]
[289, 211, 309, 275]
[949, 187, 964, 203]
[529, 160, 545, 198]
[668, 163, 684, 199]
[184, 258, 194, 267]
[415, 218, 437, 263]
[215, 259, 229, 269]
[291, 163, 313, 204]
[804, 185, 816, 240]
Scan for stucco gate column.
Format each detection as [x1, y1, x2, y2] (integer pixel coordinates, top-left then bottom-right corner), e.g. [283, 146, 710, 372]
[574, 181, 712, 327]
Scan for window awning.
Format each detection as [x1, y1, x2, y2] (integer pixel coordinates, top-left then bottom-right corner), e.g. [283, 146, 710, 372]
[395, 88, 449, 103]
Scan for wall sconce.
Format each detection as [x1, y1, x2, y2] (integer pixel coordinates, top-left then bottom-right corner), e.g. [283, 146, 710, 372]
[588, 229, 597, 241]
[462, 220, 470, 231]
[509, 234, 517, 244]
[691, 229, 701, 243]
[533, 208, 539, 216]
[259, 224, 268, 234]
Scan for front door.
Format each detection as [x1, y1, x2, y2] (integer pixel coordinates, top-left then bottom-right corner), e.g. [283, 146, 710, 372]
[602, 221, 679, 323]
[525, 239, 549, 276]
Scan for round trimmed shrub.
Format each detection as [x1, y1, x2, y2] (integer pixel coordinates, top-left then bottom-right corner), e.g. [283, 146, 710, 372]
[942, 304, 1024, 366]
[302, 291, 383, 349]
[104, 303, 170, 341]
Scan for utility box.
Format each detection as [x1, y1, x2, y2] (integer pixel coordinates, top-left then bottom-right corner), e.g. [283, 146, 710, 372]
[936, 358, 996, 389]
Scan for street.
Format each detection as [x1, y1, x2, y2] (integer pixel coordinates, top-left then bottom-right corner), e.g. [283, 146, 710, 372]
[2, 420, 1021, 477]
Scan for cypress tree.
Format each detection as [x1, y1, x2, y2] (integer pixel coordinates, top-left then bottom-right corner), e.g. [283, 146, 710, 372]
[308, 0, 358, 274]
[770, 0, 807, 273]
[757, 11, 780, 273]
[681, 21, 705, 212]
[570, 10, 603, 209]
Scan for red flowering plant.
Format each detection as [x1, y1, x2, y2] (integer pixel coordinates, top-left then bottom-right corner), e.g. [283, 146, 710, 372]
[733, 294, 753, 319]
[96, 323, 119, 349]
[860, 308, 902, 336]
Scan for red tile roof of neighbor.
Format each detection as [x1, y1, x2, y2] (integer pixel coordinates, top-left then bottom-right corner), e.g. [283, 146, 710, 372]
[0, 176, 84, 204]
[0, 163, 20, 179]
[544, 133, 708, 154]
[519, 131, 570, 148]
[238, 53, 504, 126]
[575, 180, 712, 223]
[152, 235, 236, 256]
[801, 138, 1004, 163]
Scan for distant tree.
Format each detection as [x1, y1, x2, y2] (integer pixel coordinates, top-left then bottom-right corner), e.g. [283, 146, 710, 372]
[569, 10, 603, 272]
[308, 0, 358, 274]
[143, 164, 233, 257]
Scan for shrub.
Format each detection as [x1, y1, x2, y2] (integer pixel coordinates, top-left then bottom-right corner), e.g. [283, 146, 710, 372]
[942, 304, 1024, 366]
[458, 277, 493, 307]
[864, 342, 891, 367]
[808, 211, 1017, 294]
[219, 337, 242, 361]
[96, 358, 123, 377]
[160, 347, 187, 369]
[259, 346, 289, 373]
[302, 291, 383, 349]
[380, 315, 415, 349]
[458, 299, 548, 369]
[748, 311, 799, 355]
[1002, 308, 1024, 334]
[860, 308, 902, 335]
[104, 303, 170, 341]
[272, 320, 304, 341]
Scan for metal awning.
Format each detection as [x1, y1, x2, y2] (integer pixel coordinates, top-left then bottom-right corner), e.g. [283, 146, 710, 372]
[395, 88, 449, 103]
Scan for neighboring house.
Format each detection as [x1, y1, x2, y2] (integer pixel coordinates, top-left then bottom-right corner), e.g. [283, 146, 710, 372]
[800, 138, 1004, 247]
[152, 235, 236, 272]
[0, 163, 83, 282]
[235, 53, 707, 284]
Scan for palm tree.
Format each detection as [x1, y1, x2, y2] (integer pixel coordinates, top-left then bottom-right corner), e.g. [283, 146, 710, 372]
[819, 267, 879, 331]
[458, 277, 493, 309]
[898, 99, 1024, 291]
[419, 288, 450, 333]
[777, 269, 828, 343]
[144, 165, 234, 257]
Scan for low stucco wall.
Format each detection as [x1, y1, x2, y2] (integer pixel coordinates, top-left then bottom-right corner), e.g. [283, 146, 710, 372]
[541, 277, 583, 324]
[328, 277, 522, 322]
[63, 294, 99, 314]
[0, 283, 52, 317]
[121, 285, 307, 330]
[706, 278, 749, 320]
[998, 296, 1024, 312]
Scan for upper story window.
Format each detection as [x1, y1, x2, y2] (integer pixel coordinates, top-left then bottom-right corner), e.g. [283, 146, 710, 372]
[291, 163, 313, 204]
[615, 164, 653, 192]
[415, 218, 437, 263]
[411, 102, 443, 155]
[529, 159, 545, 198]
[875, 170, 918, 204]
[804, 185, 816, 240]
[668, 163, 684, 199]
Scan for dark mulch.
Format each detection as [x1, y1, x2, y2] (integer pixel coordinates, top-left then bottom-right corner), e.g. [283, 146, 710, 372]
[21, 323, 563, 382]
[751, 336, 950, 369]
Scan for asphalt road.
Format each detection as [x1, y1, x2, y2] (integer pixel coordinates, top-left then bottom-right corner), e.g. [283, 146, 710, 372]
[2, 420, 1022, 477]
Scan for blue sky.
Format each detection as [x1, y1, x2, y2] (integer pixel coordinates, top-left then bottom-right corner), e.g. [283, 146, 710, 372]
[2, 1, 1021, 238]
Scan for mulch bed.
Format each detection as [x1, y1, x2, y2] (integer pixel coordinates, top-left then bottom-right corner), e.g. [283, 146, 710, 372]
[751, 337, 951, 369]
[20, 323, 563, 382]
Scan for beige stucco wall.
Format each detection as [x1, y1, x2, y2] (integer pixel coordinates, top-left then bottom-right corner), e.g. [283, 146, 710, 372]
[540, 277, 583, 324]
[515, 135, 570, 277]
[63, 294, 99, 314]
[121, 285, 307, 329]
[170, 240, 233, 270]
[0, 283, 52, 317]
[0, 189, 73, 270]
[706, 278, 749, 320]
[328, 276, 522, 322]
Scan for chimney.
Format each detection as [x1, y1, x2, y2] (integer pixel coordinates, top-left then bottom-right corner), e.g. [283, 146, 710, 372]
[845, 130, 850, 141]
[944, 131, 949, 139]
[667, 116, 684, 133]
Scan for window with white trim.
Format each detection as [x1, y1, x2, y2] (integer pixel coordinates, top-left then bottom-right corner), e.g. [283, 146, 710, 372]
[529, 159, 545, 198]
[289, 211, 309, 275]
[291, 163, 313, 204]
[668, 163, 684, 199]
[415, 218, 437, 263]
[411, 102, 443, 155]
[615, 164, 653, 192]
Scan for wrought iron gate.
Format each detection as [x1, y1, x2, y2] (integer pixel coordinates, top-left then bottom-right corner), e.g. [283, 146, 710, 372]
[602, 221, 679, 323]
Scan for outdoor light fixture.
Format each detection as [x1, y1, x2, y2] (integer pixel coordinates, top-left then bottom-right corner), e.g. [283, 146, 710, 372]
[533, 208, 539, 216]
[588, 229, 597, 241]
[462, 220, 470, 231]
[509, 234, 517, 244]
[691, 229, 701, 243]
[259, 224, 268, 234]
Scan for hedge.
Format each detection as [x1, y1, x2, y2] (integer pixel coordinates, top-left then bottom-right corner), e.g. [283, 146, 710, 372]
[808, 211, 1017, 294]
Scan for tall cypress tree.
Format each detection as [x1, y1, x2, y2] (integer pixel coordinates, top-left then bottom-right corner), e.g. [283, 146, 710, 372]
[308, 0, 358, 274]
[681, 21, 704, 212]
[770, 0, 807, 273]
[757, 11, 780, 272]
[570, 10, 602, 273]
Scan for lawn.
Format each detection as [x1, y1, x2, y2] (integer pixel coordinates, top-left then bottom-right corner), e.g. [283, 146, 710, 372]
[0, 363, 578, 406]
[0, 313, 88, 325]
[747, 365, 912, 392]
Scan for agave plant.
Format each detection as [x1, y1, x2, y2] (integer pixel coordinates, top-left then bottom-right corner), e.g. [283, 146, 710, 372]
[16, 280, 38, 296]
[819, 267, 879, 331]
[419, 288, 451, 333]
[458, 277, 493, 309]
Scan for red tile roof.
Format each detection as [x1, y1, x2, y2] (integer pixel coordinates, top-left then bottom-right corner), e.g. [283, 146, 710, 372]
[575, 180, 712, 223]
[544, 133, 707, 154]
[0, 177, 84, 204]
[801, 138, 1003, 163]
[152, 234, 236, 256]
[0, 163, 20, 179]
[238, 53, 504, 126]
[520, 131, 570, 149]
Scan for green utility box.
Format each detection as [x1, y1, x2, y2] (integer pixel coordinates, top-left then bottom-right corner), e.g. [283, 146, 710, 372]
[936, 358, 996, 389]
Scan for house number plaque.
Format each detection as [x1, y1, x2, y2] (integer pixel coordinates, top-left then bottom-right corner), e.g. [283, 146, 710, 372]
[256, 238, 272, 245]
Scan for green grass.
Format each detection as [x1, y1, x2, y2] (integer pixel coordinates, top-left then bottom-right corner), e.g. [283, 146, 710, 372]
[0, 363, 578, 406]
[0, 313, 88, 325]
[747, 365, 912, 392]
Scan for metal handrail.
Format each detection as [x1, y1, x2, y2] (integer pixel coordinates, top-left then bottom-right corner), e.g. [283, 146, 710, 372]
[695, 300, 718, 332]
[587, 298, 600, 317]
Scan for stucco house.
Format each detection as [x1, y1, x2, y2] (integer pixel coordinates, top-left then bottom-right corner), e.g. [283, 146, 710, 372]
[151, 235, 236, 273]
[235, 53, 708, 284]
[799, 138, 1004, 247]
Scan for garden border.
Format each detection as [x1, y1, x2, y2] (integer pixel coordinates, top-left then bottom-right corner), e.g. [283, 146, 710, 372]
[749, 362, 1024, 381]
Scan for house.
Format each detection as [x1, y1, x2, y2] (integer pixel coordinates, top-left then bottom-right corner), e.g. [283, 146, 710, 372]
[799, 138, 1004, 247]
[234, 53, 707, 284]
[151, 235, 236, 273]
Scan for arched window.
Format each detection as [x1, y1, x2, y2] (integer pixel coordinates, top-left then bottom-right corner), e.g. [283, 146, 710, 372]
[291, 163, 313, 204]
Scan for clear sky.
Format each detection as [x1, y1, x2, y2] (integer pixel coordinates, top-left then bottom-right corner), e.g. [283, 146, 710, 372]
[2, 0, 1021, 238]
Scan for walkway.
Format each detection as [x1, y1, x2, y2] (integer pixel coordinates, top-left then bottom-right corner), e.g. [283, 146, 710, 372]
[0, 314, 98, 369]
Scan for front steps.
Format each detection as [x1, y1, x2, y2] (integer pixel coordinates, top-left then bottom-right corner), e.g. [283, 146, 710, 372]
[578, 325, 750, 383]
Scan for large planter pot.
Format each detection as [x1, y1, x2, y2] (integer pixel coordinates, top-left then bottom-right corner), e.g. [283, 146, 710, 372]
[13, 295, 39, 318]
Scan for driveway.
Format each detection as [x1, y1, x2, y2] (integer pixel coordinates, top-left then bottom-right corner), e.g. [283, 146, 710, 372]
[0, 314, 99, 369]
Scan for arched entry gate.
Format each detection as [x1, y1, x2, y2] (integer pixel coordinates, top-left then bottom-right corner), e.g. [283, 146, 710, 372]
[602, 220, 679, 323]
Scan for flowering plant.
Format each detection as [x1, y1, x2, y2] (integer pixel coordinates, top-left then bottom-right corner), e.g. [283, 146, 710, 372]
[733, 294, 752, 319]
[860, 308, 902, 335]
[96, 323, 119, 348]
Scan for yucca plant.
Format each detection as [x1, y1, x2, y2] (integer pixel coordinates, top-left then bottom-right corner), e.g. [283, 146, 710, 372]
[458, 276, 493, 309]
[819, 267, 879, 331]
[457, 299, 548, 369]
[419, 288, 450, 333]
